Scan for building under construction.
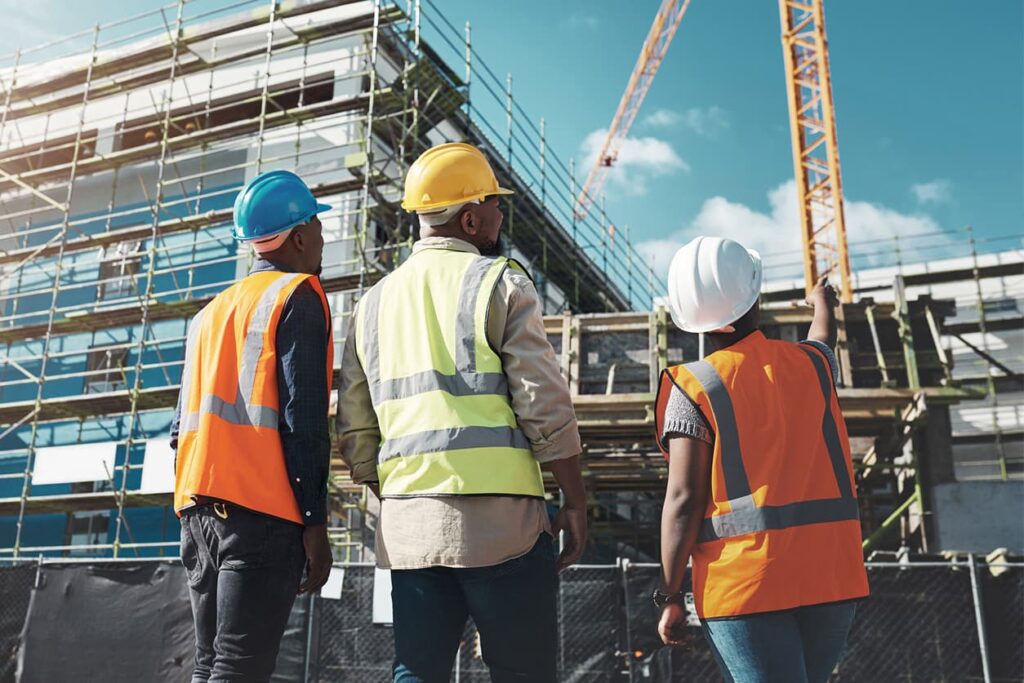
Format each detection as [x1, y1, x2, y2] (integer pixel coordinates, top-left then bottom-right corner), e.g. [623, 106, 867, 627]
[0, 1, 1020, 681]
[0, 0, 660, 559]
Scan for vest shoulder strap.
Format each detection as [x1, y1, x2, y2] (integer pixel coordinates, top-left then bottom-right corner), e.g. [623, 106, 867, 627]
[504, 256, 534, 283]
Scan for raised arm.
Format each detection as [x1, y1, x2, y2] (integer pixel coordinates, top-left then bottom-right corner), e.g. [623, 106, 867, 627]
[806, 275, 840, 349]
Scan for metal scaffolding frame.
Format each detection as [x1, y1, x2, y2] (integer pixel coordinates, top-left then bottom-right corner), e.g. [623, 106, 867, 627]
[0, 0, 1018, 562]
[0, 0, 663, 559]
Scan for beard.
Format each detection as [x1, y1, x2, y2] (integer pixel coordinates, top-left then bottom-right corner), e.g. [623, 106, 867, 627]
[479, 233, 504, 257]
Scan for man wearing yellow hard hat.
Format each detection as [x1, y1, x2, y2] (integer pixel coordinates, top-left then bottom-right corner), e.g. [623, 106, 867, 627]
[338, 142, 587, 682]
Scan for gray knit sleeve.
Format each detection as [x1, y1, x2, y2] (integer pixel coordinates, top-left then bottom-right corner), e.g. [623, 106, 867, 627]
[660, 384, 713, 449]
[800, 339, 840, 385]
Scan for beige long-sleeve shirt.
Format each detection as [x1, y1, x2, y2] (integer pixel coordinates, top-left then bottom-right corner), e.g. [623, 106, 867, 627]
[338, 236, 582, 569]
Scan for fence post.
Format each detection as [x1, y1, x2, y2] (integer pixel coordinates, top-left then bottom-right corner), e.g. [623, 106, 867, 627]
[304, 593, 317, 683]
[967, 554, 993, 683]
[620, 558, 634, 683]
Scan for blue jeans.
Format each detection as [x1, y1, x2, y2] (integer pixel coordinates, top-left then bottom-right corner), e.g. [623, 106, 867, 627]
[391, 534, 558, 683]
[701, 601, 857, 683]
[180, 504, 305, 682]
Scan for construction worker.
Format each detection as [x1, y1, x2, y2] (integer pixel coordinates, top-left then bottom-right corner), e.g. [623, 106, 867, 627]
[653, 236, 869, 682]
[170, 170, 335, 682]
[338, 142, 587, 683]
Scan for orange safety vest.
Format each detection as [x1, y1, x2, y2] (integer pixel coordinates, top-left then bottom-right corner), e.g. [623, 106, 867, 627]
[175, 271, 334, 524]
[655, 331, 869, 618]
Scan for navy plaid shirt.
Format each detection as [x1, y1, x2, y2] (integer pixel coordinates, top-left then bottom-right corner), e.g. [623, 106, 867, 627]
[171, 258, 331, 525]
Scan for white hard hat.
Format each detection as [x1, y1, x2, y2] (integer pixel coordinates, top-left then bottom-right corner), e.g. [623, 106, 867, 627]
[666, 236, 763, 333]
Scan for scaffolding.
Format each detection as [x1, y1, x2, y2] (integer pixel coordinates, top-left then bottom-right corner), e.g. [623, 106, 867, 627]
[0, 0, 659, 559]
[0, 0, 1019, 563]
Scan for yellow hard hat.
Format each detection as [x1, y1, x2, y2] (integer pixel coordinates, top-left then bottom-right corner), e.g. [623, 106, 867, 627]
[401, 142, 514, 212]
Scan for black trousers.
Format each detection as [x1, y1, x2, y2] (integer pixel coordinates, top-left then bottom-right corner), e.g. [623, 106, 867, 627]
[180, 504, 305, 682]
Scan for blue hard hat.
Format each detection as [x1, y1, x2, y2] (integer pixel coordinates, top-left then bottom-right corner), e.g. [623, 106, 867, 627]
[232, 170, 332, 241]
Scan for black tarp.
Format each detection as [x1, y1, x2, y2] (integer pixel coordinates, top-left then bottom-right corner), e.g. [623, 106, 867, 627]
[17, 562, 193, 683]
[16, 562, 309, 683]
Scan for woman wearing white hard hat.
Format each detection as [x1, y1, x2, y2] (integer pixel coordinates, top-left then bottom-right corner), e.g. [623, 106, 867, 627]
[653, 236, 869, 682]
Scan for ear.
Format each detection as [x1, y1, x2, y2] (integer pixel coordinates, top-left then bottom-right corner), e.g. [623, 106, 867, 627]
[459, 207, 478, 236]
[290, 227, 306, 252]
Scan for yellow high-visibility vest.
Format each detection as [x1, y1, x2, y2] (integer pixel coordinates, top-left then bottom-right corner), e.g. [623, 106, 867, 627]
[354, 247, 544, 498]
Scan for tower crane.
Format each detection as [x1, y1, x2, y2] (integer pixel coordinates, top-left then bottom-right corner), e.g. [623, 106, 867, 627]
[577, 0, 852, 301]
[573, 0, 692, 222]
[779, 0, 853, 302]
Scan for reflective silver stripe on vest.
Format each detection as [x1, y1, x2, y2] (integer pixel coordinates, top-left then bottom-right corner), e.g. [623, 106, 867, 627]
[180, 392, 279, 433]
[360, 256, 511, 403]
[181, 273, 304, 433]
[693, 344, 862, 543]
[698, 497, 860, 543]
[455, 256, 499, 373]
[369, 369, 508, 404]
[685, 360, 754, 510]
[238, 273, 307, 405]
[797, 345, 854, 499]
[359, 279, 384, 385]
[177, 307, 206, 432]
[378, 425, 530, 463]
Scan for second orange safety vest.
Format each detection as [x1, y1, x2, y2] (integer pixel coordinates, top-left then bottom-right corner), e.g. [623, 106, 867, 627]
[655, 331, 869, 618]
[175, 271, 334, 524]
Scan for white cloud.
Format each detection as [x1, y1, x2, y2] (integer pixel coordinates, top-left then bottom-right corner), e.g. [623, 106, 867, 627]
[638, 179, 950, 283]
[578, 128, 689, 197]
[642, 106, 729, 138]
[681, 106, 729, 137]
[643, 109, 680, 127]
[911, 179, 952, 204]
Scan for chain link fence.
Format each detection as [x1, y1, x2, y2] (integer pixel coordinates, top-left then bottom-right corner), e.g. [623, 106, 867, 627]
[0, 557, 1021, 681]
[834, 563, 982, 681]
[306, 560, 1022, 682]
[0, 564, 35, 683]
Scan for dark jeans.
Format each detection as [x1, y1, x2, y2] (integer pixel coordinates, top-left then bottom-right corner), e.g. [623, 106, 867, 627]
[391, 534, 558, 683]
[702, 601, 858, 683]
[180, 504, 305, 683]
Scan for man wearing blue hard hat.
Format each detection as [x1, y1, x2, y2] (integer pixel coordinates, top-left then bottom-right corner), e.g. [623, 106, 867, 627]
[171, 170, 335, 681]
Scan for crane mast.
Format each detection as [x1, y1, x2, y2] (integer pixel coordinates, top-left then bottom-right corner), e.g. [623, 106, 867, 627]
[779, 0, 853, 302]
[580, 0, 853, 303]
[574, 0, 692, 220]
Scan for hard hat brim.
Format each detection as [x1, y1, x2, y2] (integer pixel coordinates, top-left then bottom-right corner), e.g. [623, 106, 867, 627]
[401, 187, 515, 212]
[234, 203, 333, 242]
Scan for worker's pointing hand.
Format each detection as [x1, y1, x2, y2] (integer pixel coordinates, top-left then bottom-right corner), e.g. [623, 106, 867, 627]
[551, 504, 588, 574]
[299, 524, 333, 594]
[806, 274, 839, 309]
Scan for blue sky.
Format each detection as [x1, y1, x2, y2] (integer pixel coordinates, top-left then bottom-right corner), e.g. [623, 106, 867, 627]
[4, 0, 1021, 279]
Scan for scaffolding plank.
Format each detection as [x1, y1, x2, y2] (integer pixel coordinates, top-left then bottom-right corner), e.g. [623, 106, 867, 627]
[0, 377, 976, 429]
[0, 178, 363, 265]
[762, 260, 1024, 303]
[0, 270, 373, 344]
[4, 1, 396, 107]
[2, 92, 375, 191]
[0, 491, 170, 515]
